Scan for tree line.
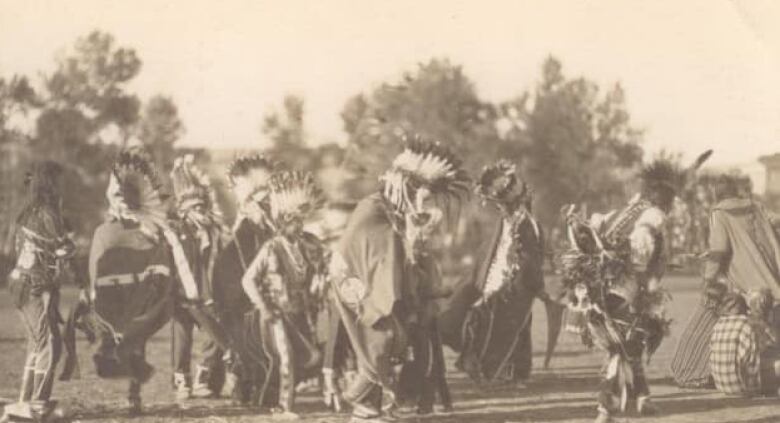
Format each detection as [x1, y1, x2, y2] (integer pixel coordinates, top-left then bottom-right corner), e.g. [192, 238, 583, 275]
[0, 30, 647, 264]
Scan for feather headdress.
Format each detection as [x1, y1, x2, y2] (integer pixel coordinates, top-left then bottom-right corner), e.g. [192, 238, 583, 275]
[380, 134, 470, 212]
[106, 148, 167, 237]
[227, 154, 280, 207]
[639, 150, 712, 210]
[105, 149, 204, 301]
[476, 160, 528, 207]
[267, 170, 325, 226]
[171, 154, 223, 227]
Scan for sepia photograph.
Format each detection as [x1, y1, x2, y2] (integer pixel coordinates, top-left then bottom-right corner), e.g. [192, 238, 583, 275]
[1, 1, 780, 422]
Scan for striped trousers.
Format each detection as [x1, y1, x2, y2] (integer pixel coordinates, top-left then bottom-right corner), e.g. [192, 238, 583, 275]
[670, 300, 718, 388]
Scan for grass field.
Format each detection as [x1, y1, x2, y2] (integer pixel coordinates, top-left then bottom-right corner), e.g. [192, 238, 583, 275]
[0, 275, 778, 423]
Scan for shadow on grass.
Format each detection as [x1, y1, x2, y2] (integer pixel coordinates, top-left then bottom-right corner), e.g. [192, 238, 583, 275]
[72, 400, 343, 421]
[416, 395, 779, 423]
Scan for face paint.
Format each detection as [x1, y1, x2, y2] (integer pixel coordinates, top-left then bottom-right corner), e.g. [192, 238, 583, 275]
[281, 215, 304, 239]
[403, 187, 444, 262]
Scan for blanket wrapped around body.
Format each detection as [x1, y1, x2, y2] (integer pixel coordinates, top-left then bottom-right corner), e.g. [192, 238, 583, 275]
[439, 208, 547, 383]
[62, 221, 173, 381]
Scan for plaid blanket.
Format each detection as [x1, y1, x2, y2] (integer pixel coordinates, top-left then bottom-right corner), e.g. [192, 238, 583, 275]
[710, 315, 760, 396]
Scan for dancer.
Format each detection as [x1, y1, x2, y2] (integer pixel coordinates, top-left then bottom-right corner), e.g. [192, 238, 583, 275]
[212, 154, 279, 405]
[68, 148, 207, 415]
[86, 149, 183, 414]
[439, 160, 555, 389]
[3, 162, 75, 422]
[241, 170, 326, 418]
[329, 135, 469, 422]
[169, 155, 232, 400]
[560, 151, 711, 423]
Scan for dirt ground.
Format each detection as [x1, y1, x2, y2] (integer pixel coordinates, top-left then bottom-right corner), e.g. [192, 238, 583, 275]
[0, 275, 778, 423]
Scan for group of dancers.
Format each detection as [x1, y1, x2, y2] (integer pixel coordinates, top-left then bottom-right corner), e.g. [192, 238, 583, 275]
[3, 133, 778, 423]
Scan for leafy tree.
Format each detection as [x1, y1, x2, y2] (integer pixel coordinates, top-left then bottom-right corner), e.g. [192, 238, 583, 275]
[340, 58, 500, 198]
[137, 95, 184, 173]
[512, 57, 644, 227]
[262, 95, 313, 168]
[0, 76, 41, 253]
[33, 30, 144, 239]
[261, 96, 353, 202]
[40, 30, 141, 156]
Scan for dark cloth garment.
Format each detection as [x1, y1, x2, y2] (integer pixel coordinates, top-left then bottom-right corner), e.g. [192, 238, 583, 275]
[397, 244, 453, 412]
[440, 211, 544, 383]
[670, 299, 718, 388]
[704, 198, 780, 299]
[398, 317, 451, 412]
[211, 217, 273, 403]
[506, 315, 533, 382]
[457, 291, 535, 382]
[88, 221, 173, 381]
[213, 218, 272, 315]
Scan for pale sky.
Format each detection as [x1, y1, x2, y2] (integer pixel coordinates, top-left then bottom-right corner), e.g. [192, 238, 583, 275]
[2, 0, 780, 180]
